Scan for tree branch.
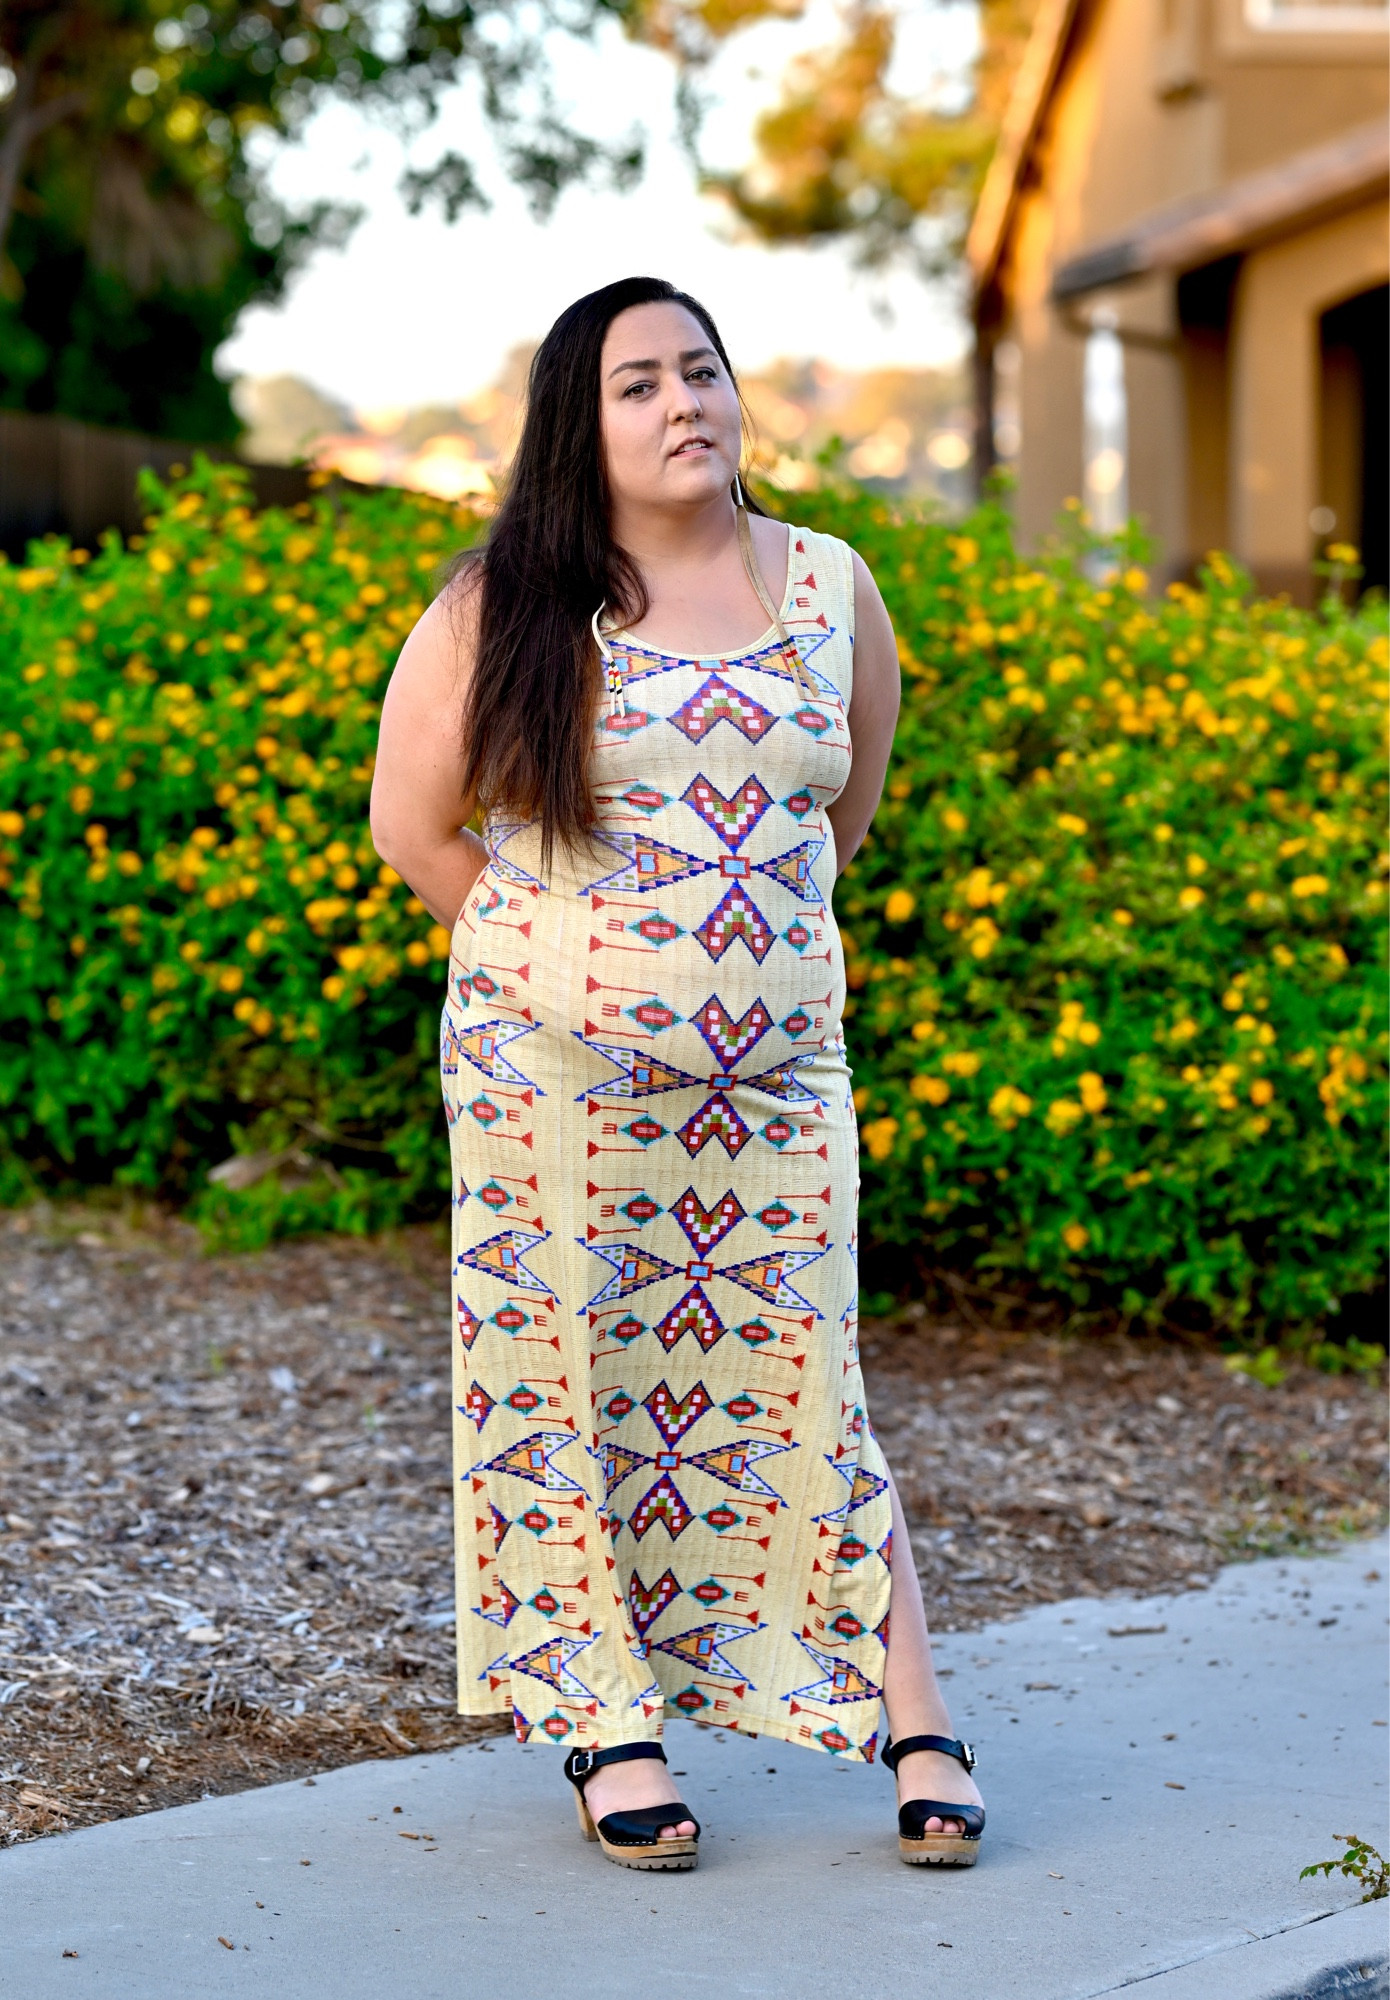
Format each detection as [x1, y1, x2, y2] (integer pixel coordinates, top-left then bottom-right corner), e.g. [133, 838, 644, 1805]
[0, 71, 87, 270]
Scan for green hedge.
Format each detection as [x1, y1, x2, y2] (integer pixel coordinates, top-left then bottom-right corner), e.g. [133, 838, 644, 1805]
[0, 464, 1384, 1331]
[0, 462, 481, 1226]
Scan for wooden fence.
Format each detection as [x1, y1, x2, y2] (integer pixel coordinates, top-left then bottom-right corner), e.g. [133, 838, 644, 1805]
[0, 411, 317, 558]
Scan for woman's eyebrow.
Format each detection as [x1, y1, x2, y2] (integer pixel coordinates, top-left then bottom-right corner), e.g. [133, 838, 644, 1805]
[606, 346, 718, 379]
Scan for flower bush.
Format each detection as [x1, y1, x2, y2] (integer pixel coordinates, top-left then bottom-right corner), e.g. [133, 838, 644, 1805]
[0, 461, 483, 1236]
[0, 462, 1384, 1330]
[793, 485, 1387, 1331]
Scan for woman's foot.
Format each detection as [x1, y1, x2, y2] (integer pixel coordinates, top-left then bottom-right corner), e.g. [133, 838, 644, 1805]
[579, 1755, 697, 1842]
[891, 1743, 984, 1835]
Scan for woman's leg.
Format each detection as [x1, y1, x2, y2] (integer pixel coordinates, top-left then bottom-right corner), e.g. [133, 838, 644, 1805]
[881, 1467, 983, 1832]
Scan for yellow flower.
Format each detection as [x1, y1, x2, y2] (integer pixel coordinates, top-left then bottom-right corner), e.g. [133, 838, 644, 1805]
[1291, 874, 1328, 898]
[862, 1116, 899, 1161]
[1046, 1098, 1084, 1134]
[910, 1020, 936, 1042]
[1122, 567, 1148, 593]
[963, 868, 994, 909]
[1078, 1071, 1107, 1113]
[1249, 1078, 1274, 1106]
[910, 1075, 950, 1105]
[321, 974, 346, 1001]
[884, 888, 915, 923]
[967, 917, 1000, 959]
[989, 1084, 1032, 1126]
[0, 810, 24, 838]
[852, 1086, 870, 1111]
[1123, 1169, 1152, 1189]
[1178, 885, 1205, 910]
[1171, 1018, 1197, 1041]
[1061, 1222, 1089, 1252]
[1056, 813, 1088, 835]
[246, 928, 267, 955]
[218, 967, 243, 993]
[68, 785, 93, 814]
[941, 1050, 981, 1077]
[1047, 654, 1084, 685]
[1186, 853, 1207, 878]
[1234, 1013, 1257, 1032]
[405, 941, 431, 967]
[1154, 823, 1173, 843]
[116, 851, 142, 875]
[1181, 1064, 1202, 1083]
[428, 924, 453, 959]
[1077, 1020, 1101, 1045]
[1246, 890, 1267, 911]
[337, 945, 367, 972]
[941, 806, 967, 834]
[1112, 908, 1133, 926]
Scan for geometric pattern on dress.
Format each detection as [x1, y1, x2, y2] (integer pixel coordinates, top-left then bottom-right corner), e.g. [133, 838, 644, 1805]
[446, 1014, 542, 1083]
[582, 1243, 686, 1309]
[642, 1378, 715, 1445]
[668, 674, 778, 744]
[511, 1633, 602, 1699]
[694, 882, 776, 963]
[653, 1283, 727, 1352]
[690, 993, 774, 1067]
[455, 1229, 554, 1295]
[680, 772, 774, 850]
[675, 1095, 752, 1161]
[571, 1038, 707, 1101]
[810, 1458, 890, 1525]
[628, 1566, 682, 1640]
[585, 833, 716, 897]
[471, 1429, 587, 1493]
[783, 1637, 883, 1707]
[649, 1620, 763, 1684]
[670, 1187, 745, 1255]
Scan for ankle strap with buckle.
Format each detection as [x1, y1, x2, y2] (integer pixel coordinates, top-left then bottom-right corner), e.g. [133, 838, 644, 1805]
[564, 1742, 667, 1786]
[881, 1733, 976, 1774]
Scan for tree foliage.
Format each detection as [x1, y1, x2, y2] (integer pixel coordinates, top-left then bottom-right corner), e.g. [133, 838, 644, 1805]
[629, 0, 1039, 270]
[0, 0, 641, 438]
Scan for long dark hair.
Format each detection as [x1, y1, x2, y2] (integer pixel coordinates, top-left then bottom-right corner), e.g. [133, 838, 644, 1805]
[452, 275, 765, 870]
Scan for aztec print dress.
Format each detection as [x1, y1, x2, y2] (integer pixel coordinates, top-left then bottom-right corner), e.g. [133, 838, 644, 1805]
[441, 523, 893, 1763]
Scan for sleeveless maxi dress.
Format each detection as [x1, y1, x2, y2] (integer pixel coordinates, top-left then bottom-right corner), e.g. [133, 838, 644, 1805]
[440, 523, 893, 1762]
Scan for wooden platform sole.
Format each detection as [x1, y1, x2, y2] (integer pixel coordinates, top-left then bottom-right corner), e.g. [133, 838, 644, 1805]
[576, 1795, 699, 1871]
[899, 1834, 980, 1866]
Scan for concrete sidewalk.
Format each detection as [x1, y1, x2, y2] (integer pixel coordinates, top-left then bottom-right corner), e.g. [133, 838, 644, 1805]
[4, 1535, 1387, 2000]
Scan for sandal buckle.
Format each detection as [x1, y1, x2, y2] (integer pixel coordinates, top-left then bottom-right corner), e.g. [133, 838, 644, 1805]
[569, 1748, 595, 1778]
[959, 1740, 977, 1772]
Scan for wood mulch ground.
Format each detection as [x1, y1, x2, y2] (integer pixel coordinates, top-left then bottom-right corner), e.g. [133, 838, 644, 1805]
[1, 1205, 1384, 1848]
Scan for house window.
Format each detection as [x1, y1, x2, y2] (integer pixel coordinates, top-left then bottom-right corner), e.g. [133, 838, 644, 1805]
[1083, 314, 1128, 535]
[1244, 0, 1387, 29]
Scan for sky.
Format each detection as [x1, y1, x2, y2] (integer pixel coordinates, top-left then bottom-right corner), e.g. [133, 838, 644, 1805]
[217, 0, 978, 412]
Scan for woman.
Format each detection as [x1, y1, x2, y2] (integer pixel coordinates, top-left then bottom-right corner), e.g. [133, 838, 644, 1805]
[371, 276, 984, 1872]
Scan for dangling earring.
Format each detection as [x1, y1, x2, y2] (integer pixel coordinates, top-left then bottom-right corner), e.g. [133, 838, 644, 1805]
[592, 604, 625, 718]
[732, 472, 745, 511]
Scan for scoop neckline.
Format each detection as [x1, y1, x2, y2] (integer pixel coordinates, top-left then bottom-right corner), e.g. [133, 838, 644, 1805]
[608, 521, 796, 662]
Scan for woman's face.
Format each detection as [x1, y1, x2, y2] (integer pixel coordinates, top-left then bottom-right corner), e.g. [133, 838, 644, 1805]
[598, 301, 742, 514]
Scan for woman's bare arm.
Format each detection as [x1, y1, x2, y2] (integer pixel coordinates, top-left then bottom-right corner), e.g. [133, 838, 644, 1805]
[370, 585, 489, 929]
[825, 551, 901, 878]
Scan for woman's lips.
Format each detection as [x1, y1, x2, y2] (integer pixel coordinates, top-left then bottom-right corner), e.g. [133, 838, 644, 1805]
[671, 437, 713, 457]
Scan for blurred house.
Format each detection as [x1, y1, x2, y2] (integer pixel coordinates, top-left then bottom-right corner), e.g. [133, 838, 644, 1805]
[231, 350, 975, 516]
[969, 0, 1389, 593]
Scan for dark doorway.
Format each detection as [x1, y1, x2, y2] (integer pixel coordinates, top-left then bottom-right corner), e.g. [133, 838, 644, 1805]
[1319, 284, 1388, 595]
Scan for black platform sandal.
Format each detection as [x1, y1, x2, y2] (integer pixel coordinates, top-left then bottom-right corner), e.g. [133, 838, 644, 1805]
[562, 1743, 700, 1872]
[881, 1734, 985, 1867]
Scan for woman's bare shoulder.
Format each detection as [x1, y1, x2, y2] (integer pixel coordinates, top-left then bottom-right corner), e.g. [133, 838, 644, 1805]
[395, 557, 481, 696]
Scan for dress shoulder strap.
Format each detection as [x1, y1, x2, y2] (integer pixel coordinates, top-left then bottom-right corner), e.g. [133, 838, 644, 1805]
[781, 524, 856, 707]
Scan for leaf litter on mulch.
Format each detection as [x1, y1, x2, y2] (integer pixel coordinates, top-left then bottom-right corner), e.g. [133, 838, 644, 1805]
[1, 1206, 1383, 1846]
